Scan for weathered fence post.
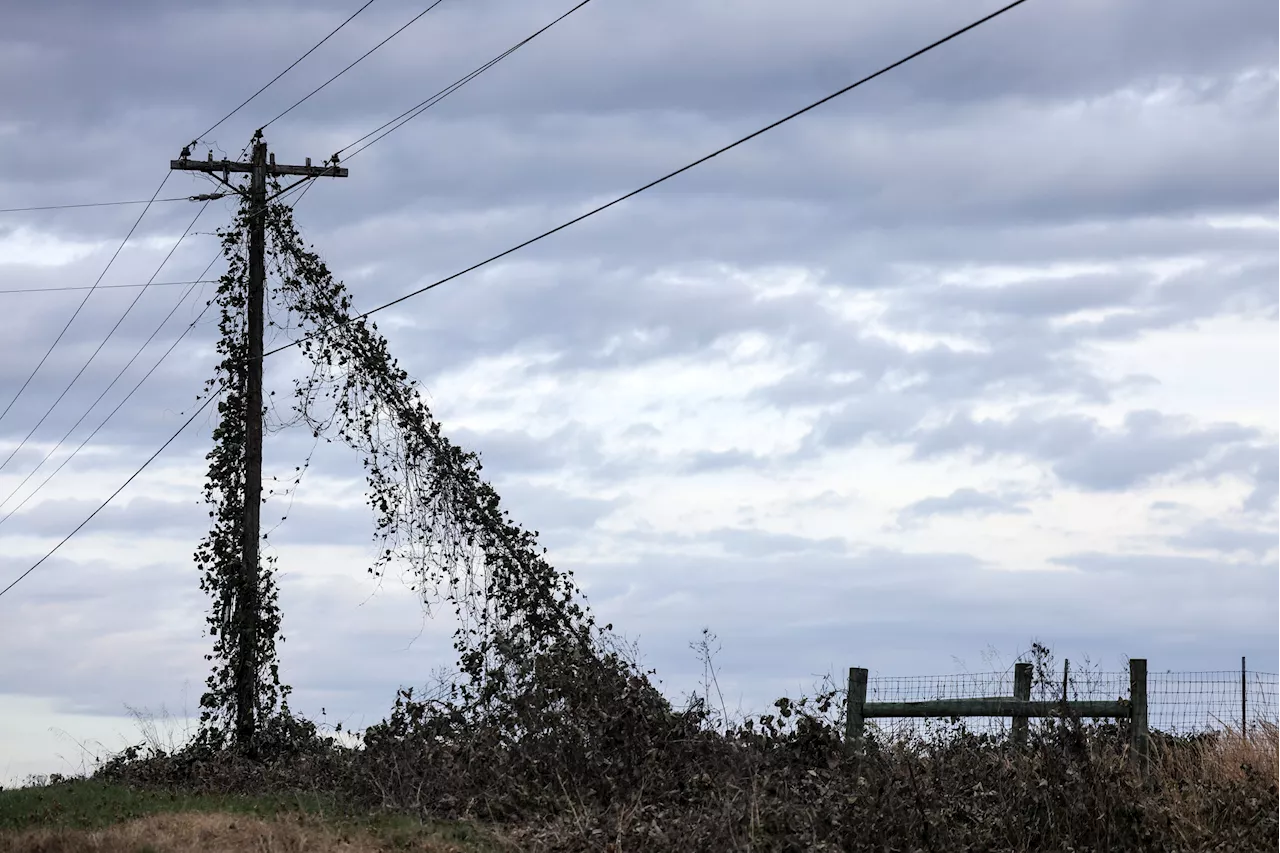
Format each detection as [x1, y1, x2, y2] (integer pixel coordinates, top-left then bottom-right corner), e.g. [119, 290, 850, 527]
[1129, 658, 1149, 776]
[1012, 662, 1032, 748]
[846, 667, 868, 754]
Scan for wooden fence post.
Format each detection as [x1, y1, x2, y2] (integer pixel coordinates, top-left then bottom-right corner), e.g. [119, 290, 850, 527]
[1129, 658, 1149, 776]
[1012, 662, 1032, 748]
[846, 667, 868, 754]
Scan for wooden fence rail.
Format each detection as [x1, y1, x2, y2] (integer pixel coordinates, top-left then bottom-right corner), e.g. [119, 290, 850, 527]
[846, 658, 1150, 773]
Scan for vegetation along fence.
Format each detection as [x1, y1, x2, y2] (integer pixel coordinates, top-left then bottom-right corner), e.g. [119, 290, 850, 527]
[844, 657, 1279, 763]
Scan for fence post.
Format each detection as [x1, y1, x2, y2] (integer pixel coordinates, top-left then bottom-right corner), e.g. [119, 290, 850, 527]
[846, 667, 868, 754]
[1129, 658, 1149, 776]
[1012, 662, 1032, 748]
[1241, 656, 1247, 744]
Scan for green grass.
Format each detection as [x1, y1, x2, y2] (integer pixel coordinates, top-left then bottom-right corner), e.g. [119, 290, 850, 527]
[0, 778, 501, 850]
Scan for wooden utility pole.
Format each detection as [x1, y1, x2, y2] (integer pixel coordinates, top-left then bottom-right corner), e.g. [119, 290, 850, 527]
[171, 136, 347, 749]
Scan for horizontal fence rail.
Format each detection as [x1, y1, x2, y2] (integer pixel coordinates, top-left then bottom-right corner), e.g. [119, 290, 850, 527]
[849, 655, 1152, 768]
[862, 699, 1130, 719]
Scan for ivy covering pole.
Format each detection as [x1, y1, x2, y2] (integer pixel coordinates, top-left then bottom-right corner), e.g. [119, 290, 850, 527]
[172, 136, 347, 752]
[186, 157, 601, 753]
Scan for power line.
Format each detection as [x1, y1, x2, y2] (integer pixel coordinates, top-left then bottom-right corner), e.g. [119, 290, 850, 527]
[0, 173, 319, 515]
[0, 203, 210, 475]
[259, 0, 447, 132]
[0, 256, 220, 521]
[0, 390, 220, 601]
[0, 174, 174, 430]
[337, 0, 595, 161]
[0, 279, 217, 295]
[0, 0, 1032, 599]
[0, 0, 367, 438]
[190, 0, 380, 145]
[271, 0, 1032, 355]
[0, 196, 212, 214]
[0, 3, 381, 531]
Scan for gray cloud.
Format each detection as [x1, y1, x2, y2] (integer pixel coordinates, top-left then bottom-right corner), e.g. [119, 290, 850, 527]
[708, 528, 847, 558]
[910, 410, 1261, 492]
[897, 487, 1031, 526]
[1168, 521, 1278, 558]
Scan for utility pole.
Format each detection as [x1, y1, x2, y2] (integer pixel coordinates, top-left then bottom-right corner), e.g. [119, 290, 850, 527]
[172, 135, 347, 750]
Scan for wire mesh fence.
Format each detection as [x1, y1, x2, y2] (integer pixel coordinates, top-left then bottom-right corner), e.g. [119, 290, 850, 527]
[862, 668, 1279, 741]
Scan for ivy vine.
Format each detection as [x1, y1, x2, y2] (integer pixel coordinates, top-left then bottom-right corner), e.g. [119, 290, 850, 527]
[195, 184, 600, 751]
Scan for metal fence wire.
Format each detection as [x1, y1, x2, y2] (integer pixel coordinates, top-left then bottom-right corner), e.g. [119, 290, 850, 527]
[862, 669, 1279, 740]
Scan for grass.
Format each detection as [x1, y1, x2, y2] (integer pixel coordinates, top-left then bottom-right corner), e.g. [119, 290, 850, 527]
[0, 778, 506, 852]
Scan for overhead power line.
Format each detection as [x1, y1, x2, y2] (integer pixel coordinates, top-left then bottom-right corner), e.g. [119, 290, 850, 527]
[337, 0, 596, 161]
[0, 174, 174, 430]
[272, 0, 1033, 354]
[0, 257, 221, 527]
[287, 0, 595, 208]
[259, 0, 447, 132]
[0, 3, 377, 424]
[0, 196, 214, 214]
[0, 279, 217, 295]
[0, 390, 220, 600]
[0, 203, 209, 475]
[0, 0, 1032, 600]
[191, 0, 380, 145]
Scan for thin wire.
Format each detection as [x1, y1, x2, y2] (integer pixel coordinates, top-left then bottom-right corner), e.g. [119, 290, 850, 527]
[0, 0, 383, 431]
[0, 180, 315, 526]
[0, 391, 220, 600]
[0, 197, 198, 214]
[0, 173, 172, 430]
[259, 0, 447, 132]
[0, 275, 220, 529]
[269, 0, 1033, 356]
[338, 0, 595, 160]
[0, 280, 218, 295]
[290, 176, 322, 207]
[190, 0, 380, 144]
[0, 203, 209, 474]
[0, 255, 221, 519]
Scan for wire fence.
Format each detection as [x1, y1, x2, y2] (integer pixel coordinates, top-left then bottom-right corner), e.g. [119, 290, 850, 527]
[862, 668, 1279, 740]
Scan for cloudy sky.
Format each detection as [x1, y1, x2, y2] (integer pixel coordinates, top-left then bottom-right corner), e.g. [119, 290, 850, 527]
[1, 0, 1276, 783]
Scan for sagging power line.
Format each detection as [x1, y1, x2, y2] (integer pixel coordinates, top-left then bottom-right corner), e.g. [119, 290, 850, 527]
[272, 0, 1033, 352]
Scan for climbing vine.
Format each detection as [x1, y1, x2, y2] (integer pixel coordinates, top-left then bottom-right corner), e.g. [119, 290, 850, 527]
[194, 207, 289, 749]
[196, 185, 602, 750]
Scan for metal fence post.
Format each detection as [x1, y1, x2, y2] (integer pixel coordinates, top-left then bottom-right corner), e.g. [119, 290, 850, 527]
[1129, 658, 1149, 776]
[1012, 662, 1032, 748]
[1242, 656, 1247, 744]
[846, 667, 868, 754]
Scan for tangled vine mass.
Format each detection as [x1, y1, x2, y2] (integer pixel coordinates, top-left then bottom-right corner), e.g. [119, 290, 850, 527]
[195, 186, 607, 749]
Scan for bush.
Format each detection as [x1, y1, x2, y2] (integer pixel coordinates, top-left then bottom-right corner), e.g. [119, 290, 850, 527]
[98, 651, 1279, 853]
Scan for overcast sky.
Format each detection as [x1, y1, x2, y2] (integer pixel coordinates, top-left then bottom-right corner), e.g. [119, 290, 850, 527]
[1, 0, 1276, 784]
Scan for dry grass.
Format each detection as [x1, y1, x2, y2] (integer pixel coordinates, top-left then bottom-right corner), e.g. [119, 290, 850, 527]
[1155, 724, 1279, 784]
[0, 811, 500, 853]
